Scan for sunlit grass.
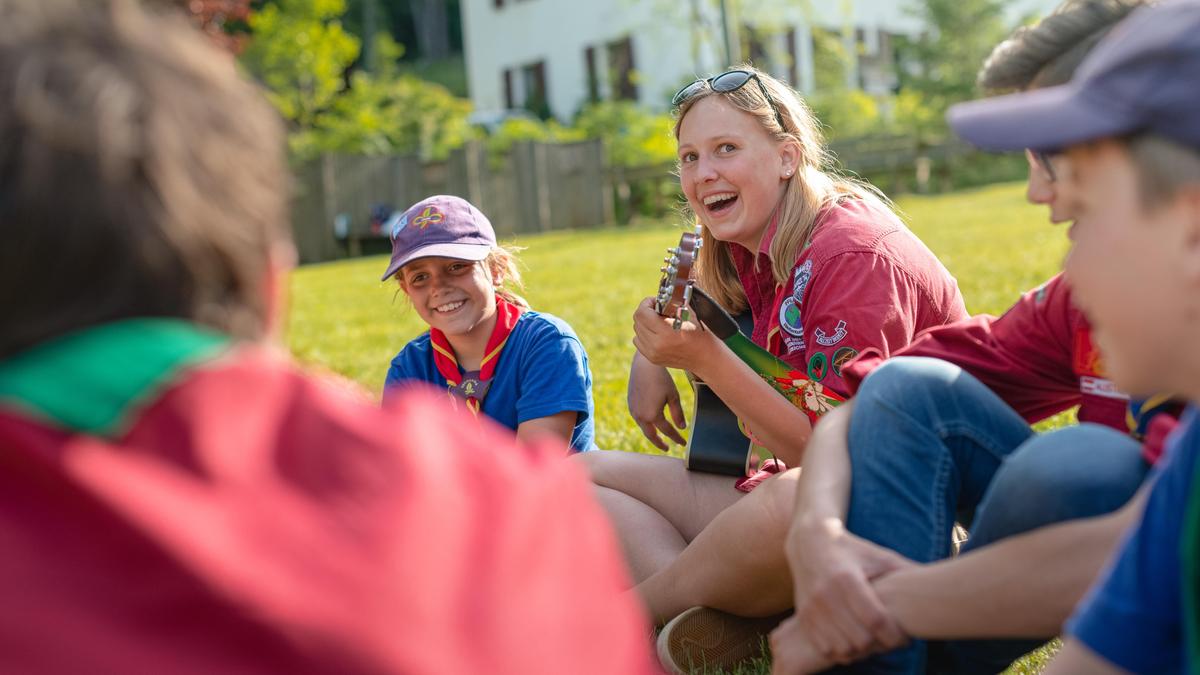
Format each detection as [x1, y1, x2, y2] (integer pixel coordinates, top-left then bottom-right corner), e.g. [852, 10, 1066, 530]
[288, 181, 1072, 452]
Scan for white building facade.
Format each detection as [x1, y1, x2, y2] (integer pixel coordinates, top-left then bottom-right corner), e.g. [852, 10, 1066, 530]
[461, 0, 1061, 122]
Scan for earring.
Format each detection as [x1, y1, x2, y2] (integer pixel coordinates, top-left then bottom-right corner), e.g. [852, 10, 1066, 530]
[784, 169, 793, 178]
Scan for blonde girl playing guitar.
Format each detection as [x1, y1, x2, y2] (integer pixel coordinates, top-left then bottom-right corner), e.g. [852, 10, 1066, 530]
[575, 66, 966, 587]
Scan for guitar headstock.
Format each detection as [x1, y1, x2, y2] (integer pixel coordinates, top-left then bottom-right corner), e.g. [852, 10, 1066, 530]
[655, 226, 702, 329]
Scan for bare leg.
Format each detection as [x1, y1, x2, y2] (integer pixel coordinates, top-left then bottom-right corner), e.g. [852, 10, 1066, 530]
[637, 468, 800, 624]
[574, 451, 745, 583]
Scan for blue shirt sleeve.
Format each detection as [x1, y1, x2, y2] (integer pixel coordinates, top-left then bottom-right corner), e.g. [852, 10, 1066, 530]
[512, 314, 595, 452]
[382, 333, 435, 406]
[1066, 406, 1199, 673]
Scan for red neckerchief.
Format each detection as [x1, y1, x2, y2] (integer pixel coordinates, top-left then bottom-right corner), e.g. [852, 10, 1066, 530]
[429, 295, 523, 416]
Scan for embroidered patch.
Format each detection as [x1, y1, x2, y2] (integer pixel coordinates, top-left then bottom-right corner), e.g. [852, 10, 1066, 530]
[784, 334, 805, 353]
[807, 351, 828, 382]
[413, 205, 444, 230]
[1072, 327, 1106, 377]
[1080, 376, 1127, 401]
[831, 346, 859, 377]
[390, 213, 410, 240]
[814, 320, 848, 347]
[792, 259, 813, 301]
[779, 297, 804, 337]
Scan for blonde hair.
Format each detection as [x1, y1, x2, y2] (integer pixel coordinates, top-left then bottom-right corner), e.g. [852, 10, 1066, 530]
[673, 64, 891, 313]
[396, 244, 530, 310]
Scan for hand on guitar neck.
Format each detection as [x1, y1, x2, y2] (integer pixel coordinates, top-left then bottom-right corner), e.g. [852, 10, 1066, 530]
[628, 230, 846, 474]
[628, 228, 711, 451]
[635, 227, 723, 376]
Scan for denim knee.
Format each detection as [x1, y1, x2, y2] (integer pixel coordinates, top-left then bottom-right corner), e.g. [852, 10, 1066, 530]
[966, 423, 1148, 548]
[856, 357, 968, 415]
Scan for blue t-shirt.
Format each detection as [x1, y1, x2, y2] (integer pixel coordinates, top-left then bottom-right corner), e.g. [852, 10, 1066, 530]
[383, 311, 596, 452]
[1066, 405, 1199, 673]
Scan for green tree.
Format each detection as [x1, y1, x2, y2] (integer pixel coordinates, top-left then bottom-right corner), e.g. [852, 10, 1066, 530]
[574, 101, 675, 168]
[241, 0, 360, 132]
[895, 0, 1009, 135]
[809, 89, 883, 140]
[307, 72, 474, 160]
[483, 117, 584, 161]
[242, 3, 473, 161]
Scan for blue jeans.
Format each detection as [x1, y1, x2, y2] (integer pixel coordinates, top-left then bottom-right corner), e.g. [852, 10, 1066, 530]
[837, 357, 1148, 675]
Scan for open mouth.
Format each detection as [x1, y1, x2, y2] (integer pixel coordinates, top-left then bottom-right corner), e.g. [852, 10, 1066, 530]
[434, 300, 465, 314]
[703, 192, 738, 216]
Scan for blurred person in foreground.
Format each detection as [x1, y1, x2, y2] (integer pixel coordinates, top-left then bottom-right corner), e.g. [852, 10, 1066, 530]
[0, 1, 655, 673]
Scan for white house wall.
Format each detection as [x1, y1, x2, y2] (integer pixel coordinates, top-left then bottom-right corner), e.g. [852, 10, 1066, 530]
[462, 0, 1064, 121]
[462, 0, 724, 121]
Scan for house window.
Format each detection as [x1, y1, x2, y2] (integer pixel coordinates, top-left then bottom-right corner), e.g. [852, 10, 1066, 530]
[584, 46, 600, 103]
[521, 60, 549, 118]
[607, 36, 637, 101]
[503, 68, 514, 109]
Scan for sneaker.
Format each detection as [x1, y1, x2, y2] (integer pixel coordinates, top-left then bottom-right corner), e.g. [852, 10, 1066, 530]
[656, 606, 780, 674]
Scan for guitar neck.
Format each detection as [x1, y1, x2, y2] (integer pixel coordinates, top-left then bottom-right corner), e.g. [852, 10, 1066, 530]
[723, 332, 802, 381]
[688, 285, 804, 381]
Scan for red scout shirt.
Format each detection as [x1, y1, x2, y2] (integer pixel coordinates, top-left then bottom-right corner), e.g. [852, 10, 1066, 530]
[843, 273, 1178, 464]
[0, 320, 657, 675]
[730, 197, 967, 398]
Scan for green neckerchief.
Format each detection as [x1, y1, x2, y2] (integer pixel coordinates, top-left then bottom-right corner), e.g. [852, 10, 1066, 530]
[0, 319, 229, 438]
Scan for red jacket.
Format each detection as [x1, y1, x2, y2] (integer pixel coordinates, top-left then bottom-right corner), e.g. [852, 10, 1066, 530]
[843, 273, 1177, 463]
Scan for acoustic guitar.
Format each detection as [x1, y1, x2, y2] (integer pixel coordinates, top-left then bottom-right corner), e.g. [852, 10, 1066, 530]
[652, 230, 846, 476]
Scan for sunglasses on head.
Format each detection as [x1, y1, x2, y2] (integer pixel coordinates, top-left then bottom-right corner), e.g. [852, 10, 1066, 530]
[672, 69, 785, 130]
[1026, 149, 1058, 183]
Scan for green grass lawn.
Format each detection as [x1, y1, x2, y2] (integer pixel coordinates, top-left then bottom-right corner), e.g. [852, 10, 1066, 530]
[286, 181, 1072, 673]
[288, 180, 1072, 454]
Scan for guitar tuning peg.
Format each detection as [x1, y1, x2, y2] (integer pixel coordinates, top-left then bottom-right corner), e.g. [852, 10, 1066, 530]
[660, 266, 667, 273]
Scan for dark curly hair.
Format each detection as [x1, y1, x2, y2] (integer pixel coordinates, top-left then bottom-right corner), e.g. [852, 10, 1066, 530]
[977, 0, 1148, 92]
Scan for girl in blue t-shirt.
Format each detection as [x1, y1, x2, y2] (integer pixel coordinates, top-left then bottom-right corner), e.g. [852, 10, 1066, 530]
[379, 195, 595, 452]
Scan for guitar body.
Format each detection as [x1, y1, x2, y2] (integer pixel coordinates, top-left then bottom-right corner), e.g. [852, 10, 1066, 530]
[683, 311, 759, 476]
[685, 381, 753, 475]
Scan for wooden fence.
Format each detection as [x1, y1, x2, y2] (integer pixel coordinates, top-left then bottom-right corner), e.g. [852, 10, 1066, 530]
[291, 139, 608, 264]
[290, 135, 979, 264]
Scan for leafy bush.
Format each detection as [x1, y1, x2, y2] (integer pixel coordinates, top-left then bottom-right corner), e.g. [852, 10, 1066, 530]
[483, 117, 584, 158]
[573, 101, 676, 168]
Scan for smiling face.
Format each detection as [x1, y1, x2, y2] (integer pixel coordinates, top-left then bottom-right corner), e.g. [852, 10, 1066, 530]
[1063, 140, 1200, 398]
[676, 96, 798, 251]
[400, 256, 499, 341]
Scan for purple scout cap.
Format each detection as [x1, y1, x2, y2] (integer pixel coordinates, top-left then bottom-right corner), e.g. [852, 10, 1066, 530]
[948, 0, 1200, 153]
[380, 195, 497, 282]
